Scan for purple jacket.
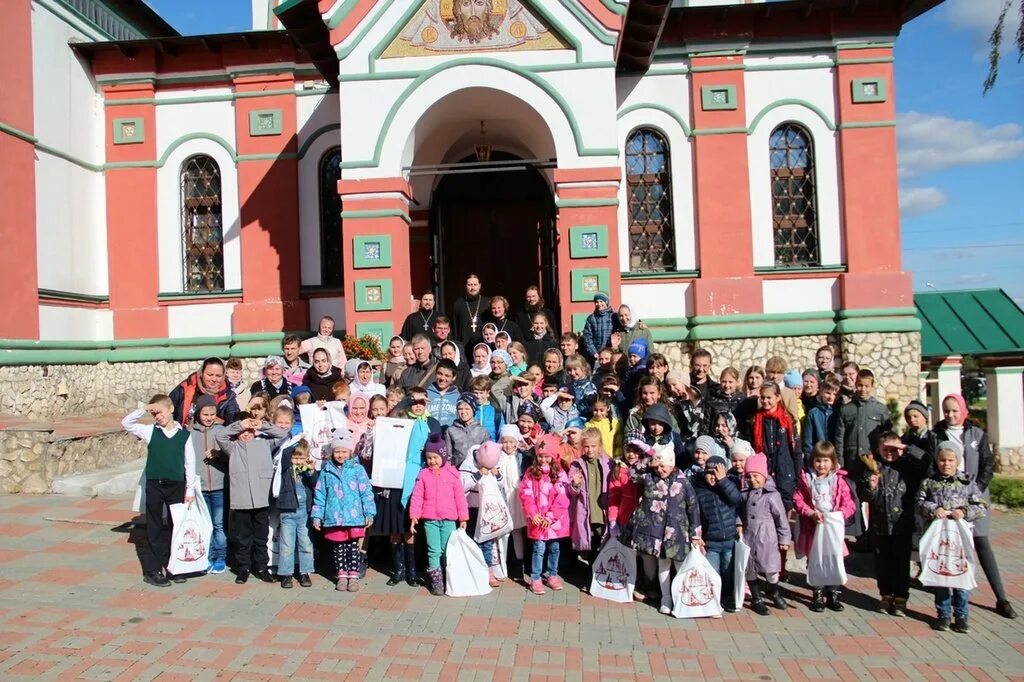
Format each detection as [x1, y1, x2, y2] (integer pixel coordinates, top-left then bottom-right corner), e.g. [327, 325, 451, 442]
[566, 454, 612, 551]
[742, 477, 792, 577]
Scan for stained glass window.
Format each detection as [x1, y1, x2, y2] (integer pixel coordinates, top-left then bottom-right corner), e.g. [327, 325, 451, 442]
[319, 147, 343, 286]
[180, 155, 224, 292]
[769, 123, 819, 266]
[626, 128, 675, 272]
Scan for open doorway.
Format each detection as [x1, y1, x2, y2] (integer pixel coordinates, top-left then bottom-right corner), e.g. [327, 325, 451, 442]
[431, 152, 557, 327]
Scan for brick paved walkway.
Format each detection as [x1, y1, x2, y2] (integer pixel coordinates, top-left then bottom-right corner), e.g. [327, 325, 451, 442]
[1, 494, 1023, 680]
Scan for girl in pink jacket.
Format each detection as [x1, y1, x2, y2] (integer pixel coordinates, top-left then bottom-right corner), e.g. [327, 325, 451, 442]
[410, 436, 469, 596]
[794, 441, 856, 612]
[518, 434, 570, 595]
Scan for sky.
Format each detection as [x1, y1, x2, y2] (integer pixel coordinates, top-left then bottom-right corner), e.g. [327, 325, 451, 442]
[147, 0, 1024, 301]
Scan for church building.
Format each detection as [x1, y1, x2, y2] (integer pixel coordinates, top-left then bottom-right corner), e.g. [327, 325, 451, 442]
[0, 0, 942, 409]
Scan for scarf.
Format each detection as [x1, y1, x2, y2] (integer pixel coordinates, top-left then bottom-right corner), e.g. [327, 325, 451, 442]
[180, 369, 226, 426]
[752, 401, 796, 454]
[347, 395, 370, 445]
[401, 410, 433, 507]
[619, 303, 638, 330]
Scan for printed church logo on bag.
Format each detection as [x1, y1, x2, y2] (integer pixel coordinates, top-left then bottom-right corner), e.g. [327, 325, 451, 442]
[927, 529, 969, 577]
[175, 525, 206, 562]
[593, 550, 629, 591]
[676, 567, 716, 607]
[479, 499, 510, 534]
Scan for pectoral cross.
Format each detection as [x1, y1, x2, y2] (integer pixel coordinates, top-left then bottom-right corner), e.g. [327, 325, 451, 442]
[471, 318, 478, 333]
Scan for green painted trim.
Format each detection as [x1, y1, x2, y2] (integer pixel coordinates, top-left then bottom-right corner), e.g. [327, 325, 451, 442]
[754, 265, 846, 275]
[112, 117, 145, 145]
[157, 290, 242, 301]
[617, 103, 692, 137]
[569, 225, 609, 259]
[691, 310, 836, 326]
[338, 57, 618, 168]
[0, 120, 38, 144]
[691, 64, 745, 73]
[326, 0, 363, 30]
[571, 312, 589, 332]
[297, 123, 341, 158]
[621, 270, 700, 280]
[249, 109, 283, 136]
[157, 132, 237, 167]
[36, 142, 105, 172]
[691, 127, 748, 136]
[558, 0, 616, 46]
[836, 307, 917, 319]
[340, 60, 615, 82]
[851, 77, 888, 104]
[36, 0, 110, 40]
[837, 120, 897, 129]
[236, 152, 297, 162]
[747, 98, 837, 133]
[744, 62, 834, 73]
[835, 317, 921, 334]
[104, 88, 303, 108]
[836, 56, 894, 66]
[598, 0, 626, 15]
[836, 41, 895, 51]
[644, 317, 690, 327]
[337, 0, 397, 62]
[650, 327, 689, 343]
[644, 68, 691, 77]
[38, 289, 109, 304]
[353, 278, 394, 312]
[340, 209, 411, 225]
[701, 84, 738, 111]
[354, 321, 395, 346]
[570, 268, 610, 303]
[556, 198, 618, 208]
[353, 235, 394, 268]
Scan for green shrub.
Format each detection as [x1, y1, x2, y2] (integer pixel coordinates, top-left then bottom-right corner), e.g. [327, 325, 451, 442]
[990, 477, 1024, 508]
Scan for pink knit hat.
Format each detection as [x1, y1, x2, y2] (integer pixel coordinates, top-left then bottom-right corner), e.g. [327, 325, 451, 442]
[746, 452, 769, 479]
[475, 441, 501, 470]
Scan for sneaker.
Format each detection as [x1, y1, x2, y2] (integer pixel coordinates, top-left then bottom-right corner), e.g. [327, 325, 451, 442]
[336, 576, 348, 592]
[890, 598, 908, 618]
[255, 570, 276, 584]
[235, 570, 250, 585]
[811, 590, 826, 613]
[951, 617, 970, 634]
[658, 604, 671, 615]
[932, 615, 951, 632]
[877, 595, 894, 614]
[143, 571, 171, 587]
[530, 579, 545, 595]
[169, 572, 187, 584]
[997, 600, 1018, 620]
[208, 561, 227, 575]
[724, 606, 740, 614]
[298, 574, 312, 588]
[347, 578, 362, 593]
[545, 576, 563, 591]
[280, 576, 293, 589]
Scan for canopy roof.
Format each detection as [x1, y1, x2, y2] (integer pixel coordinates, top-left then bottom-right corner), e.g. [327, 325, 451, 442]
[915, 289, 1024, 359]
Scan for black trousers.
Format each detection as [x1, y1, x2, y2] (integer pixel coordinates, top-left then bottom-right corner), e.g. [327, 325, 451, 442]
[142, 479, 185, 574]
[874, 534, 912, 599]
[231, 507, 270, 573]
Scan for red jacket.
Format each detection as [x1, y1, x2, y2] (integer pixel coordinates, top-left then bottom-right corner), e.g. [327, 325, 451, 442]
[606, 462, 640, 529]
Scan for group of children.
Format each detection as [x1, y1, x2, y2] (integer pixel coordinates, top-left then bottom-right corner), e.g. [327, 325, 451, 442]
[126, 312, 1014, 633]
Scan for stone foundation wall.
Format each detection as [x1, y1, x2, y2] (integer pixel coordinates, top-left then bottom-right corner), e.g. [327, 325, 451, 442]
[0, 430, 146, 494]
[0, 358, 265, 420]
[994, 445, 1024, 475]
[654, 331, 922, 426]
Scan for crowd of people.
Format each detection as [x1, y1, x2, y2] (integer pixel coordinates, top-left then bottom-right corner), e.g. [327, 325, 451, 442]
[124, 274, 1016, 633]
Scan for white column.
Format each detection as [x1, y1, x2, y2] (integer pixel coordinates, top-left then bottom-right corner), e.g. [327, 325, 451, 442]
[919, 370, 932, 404]
[931, 356, 963, 424]
[986, 367, 1024, 449]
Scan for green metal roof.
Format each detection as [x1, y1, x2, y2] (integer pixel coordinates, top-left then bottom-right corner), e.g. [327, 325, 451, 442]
[914, 289, 1024, 359]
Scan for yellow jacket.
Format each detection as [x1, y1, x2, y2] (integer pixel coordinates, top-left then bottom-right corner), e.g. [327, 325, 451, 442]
[585, 416, 621, 457]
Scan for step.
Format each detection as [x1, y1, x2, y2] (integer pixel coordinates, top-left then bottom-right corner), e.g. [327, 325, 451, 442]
[51, 457, 144, 497]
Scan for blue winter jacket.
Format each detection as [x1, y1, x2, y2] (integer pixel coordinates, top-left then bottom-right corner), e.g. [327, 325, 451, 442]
[475, 403, 505, 441]
[802, 400, 838, 456]
[692, 474, 742, 542]
[426, 383, 461, 428]
[581, 308, 615, 359]
[311, 457, 376, 528]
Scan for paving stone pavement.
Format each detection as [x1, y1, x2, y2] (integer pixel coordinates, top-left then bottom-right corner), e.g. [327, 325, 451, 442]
[1, 493, 1023, 681]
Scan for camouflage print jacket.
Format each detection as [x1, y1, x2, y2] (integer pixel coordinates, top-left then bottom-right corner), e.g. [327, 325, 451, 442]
[915, 473, 986, 531]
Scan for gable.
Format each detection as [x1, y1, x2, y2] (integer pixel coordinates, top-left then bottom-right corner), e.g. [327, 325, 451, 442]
[381, 0, 572, 59]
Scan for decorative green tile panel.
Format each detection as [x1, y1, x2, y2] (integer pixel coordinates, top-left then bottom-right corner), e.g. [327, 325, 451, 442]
[569, 225, 609, 259]
[353, 235, 393, 269]
[249, 109, 283, 136]
[851, 78, 887, 103]
[354, 321, 395, 346]
[572, 313, 589, 333]
[112, 118, 145, 144]
[570, 268, 610, 302]
[353, 278, 393, 312]
[700, 85, 737, 111]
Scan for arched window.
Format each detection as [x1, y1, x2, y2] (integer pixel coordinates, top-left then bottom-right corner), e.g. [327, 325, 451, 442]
[180, 155, 224, 292]
[319, 147, 343, 287]
[626, 128, 675, 272]
[769, 123, 819, 266]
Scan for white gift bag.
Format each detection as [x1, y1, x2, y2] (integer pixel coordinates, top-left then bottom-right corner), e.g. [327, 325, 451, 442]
[445, 529, 492, 597]
[733, 538, 751, 608]
[371, 418, 414, 488]
[299, 402, 347, 468]
[589, 537, 637, 604]
[167, 494, 213, 575]
[806, 511, 848, 587]
[131, 472, 146, 513]
[671, 549, 724, 619]
[267, 508, 280, 569]
[919, 518, 978, 590]
[474, 476, 514, 543]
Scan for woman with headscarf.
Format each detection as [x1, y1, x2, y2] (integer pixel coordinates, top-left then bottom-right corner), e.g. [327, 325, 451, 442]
[346, 394, 372, 448]
[438, 340, 471, 391]
[469, 342, 492, 379]
[169, 357, 240, 425]
[613, 303, 653, 355]
[345, 359, 386, 402]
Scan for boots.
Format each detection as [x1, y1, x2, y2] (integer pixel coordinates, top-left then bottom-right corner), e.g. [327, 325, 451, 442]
[427, 567, 444, 596]
[387, 543, 405, 587]
[404, 544, 419, 587]
[878, 594, 894, 614]
[826, 588, 844, 612]
[890, 597, 907, 618]
[749, 581, 770, 616]
[767, 582, 789, 610]
[811, 589, 826, 613]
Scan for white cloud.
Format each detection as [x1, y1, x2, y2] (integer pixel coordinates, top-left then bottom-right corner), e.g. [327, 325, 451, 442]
[897, 111, 1024, 178]
[944, 0, 1020, 53]
[954, 273, 994, 284]
[899, 186, 950, 216]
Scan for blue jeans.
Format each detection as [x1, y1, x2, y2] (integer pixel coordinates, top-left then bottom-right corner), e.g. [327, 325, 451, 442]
[202, 489, 227, 564]
[934, 588, 969, 619]
[530, 539, 560, 581]
[704, 539, 736, 609]
[277, 509, 314, 576]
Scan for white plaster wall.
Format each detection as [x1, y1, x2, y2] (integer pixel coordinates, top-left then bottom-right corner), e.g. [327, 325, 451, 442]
[38, 306, 114, 342]
[309, 298, 346, 332]
[297, 92, 341, 286]
[761, 278, 839, 314]
[616, 73, 696, 273]
[166, 303, 235, 339]
[745, 66, 843, 268]
[155, 100, 241, 294]
[31, 2, 108, 297]
[621, 283, 693, 320]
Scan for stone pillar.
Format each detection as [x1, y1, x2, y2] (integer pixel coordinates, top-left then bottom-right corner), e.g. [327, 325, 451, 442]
[986, 366, 1024, 471]
[929, 356, 962, 424]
